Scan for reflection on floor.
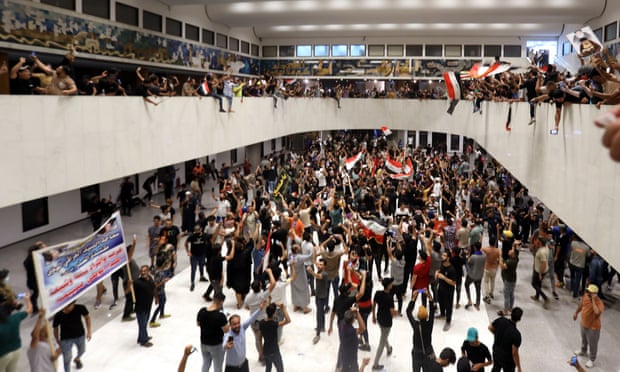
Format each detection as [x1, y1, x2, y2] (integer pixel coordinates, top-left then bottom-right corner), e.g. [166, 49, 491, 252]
[3, 193, 619, 372]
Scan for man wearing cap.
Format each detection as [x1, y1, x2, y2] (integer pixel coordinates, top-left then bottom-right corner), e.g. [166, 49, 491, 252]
[573, 284, 604, 368]
[9, 57, 42, 95]
[460, 327, 492, 372]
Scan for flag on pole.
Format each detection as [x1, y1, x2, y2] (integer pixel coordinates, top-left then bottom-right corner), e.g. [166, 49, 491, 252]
[389, 158, 414, 180]
[200, 81, 210, 95]
[380, 126, 392, 136]
[465, 62, 511, 79]
[385, 156, 404, 174]
[263, 230, 272, 271]
[443, 71, 461, 101]
[345, 152, 363, 171]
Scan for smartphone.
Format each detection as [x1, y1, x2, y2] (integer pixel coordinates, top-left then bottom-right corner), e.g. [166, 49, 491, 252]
[16, 292, 26, 300]
[30, 51, 36, 57]
[227, 336, 234, 343]
[190, 346, 197, 354]
[569, 355, 577, 366]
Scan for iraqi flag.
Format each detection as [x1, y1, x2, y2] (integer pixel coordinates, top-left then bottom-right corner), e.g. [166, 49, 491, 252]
[389, 158, 414, 180]
[381, 126, 392, 136]
[345, 152, 363, 171]
[358, 218, 387, 244]
[466, 62, 511, 79]
[385, 156, 404, 174]
[443, 71, 461, 101]
[200, 81, 210, 95]
[262, 231, 272, 271]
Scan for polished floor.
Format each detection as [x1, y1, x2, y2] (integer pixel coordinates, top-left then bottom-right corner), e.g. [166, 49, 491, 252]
[3, 190, 619, 372]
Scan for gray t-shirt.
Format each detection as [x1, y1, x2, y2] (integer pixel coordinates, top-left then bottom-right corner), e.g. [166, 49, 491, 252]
[28, 342, 55, 372]
[569, 241, 590, 268]
[244, 290, 269, 321]
[468, 252, 486, 281]
[391, 258, 406, 285]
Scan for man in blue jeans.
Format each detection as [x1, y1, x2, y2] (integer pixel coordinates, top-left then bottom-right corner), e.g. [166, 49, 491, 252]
[53, 301, 92, 371]
[131, 265, 156, 347]
[197, 292, 229, 372]
[185, 224, 209, 292]
[307, 258, 328, 344]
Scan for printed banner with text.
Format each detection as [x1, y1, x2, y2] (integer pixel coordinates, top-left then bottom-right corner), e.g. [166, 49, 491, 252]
[33, 212, 128, 317]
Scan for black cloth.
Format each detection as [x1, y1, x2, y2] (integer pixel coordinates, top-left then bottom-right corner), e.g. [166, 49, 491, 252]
[10, 76, 40, 94]
[338, 319, 359, 372]
[52, 304, 88, 340]
[161, 225, 181, 247]
[461, 341, 492, 372]
[259, 319, 280, 355]
[373, 290, 394, 327]
[133, 276, 155, 313]
[197, 308, 227, 346]
[332, 295, 356, 324]
[491, 317, 521, 366]
[187, 232, 209, 256]
[226, 243, 252, 295]
[207, 255, 225, 281]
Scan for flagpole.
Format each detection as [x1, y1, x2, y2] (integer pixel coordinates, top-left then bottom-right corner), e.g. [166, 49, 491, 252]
[45, 317, 58, 372]
[126, 262, 136, 303]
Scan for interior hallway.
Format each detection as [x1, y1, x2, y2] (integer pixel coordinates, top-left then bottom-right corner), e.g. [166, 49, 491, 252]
[2, 188, 619, 372]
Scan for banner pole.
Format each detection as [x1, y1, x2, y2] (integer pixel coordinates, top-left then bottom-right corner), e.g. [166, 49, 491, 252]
[126, 262, 136, 303]
[44, 317, 58, 372]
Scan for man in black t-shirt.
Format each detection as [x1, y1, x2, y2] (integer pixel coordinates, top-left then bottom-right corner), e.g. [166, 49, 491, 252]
[160, 218, 181, 274]
[436, 251, 457, 331]
[423, 347, 457, 372]
[132, 265, 156, 347]
[488, 308, 523, 372]
[53, 301, 91, 371]
[371, 277, 397, 370]
[9, 57, 42, 95]
[197, 292, 229, 372]
[259, 303, 291, 372]
[185, 224, 209, 291]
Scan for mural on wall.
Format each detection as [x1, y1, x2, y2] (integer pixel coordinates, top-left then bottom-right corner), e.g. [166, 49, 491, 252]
[413, 59, 477, 77]
[0, 1, 260, 75]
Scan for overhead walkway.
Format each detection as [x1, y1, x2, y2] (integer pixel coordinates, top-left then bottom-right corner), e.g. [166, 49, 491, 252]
[0, 96, 617, 268]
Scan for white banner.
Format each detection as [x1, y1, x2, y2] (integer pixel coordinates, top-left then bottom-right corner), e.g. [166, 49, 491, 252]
[33, 212, 128, 317]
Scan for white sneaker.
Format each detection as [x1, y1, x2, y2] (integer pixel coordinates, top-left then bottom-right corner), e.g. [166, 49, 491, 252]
[585, 360, 594, 368]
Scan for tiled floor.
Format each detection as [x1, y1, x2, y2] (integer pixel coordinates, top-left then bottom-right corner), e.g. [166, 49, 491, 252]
[2, 189, 619, 372]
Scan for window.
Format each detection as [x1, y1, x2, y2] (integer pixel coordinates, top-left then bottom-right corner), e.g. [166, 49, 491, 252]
[143, 11, 162, 32]
[279, 45, 295, 57]
[271, 138, 276, 151]
[263, 46, 277, 57]
[503, 45, 522, 57]
[368, 44, 385, 57]
[314, 45, 329, 57]
[82, 0, 109, 19]
[387, 44, 403, 56]
[185, 24, 199, 41]
[80, 185, 100, 213]
[22, 197, 49, 232]
[484, 44, 501, 57]
[405, 44, 423, 56]
[450, 134, 461, 152]
[605, 21, 617, 42]
[444, 45, 461, 57]
[229, 37, 239, 51]
[230, 149, 238, 164]
[216, 33, 227, 49]
[332, 44, 347, 57]
[251, 44, 259, 56]
[350, 44, 366, 57]
[115, 3, 138, 26]
[425, 45, 442, 57]
[464, 45, 481, 57]
[296, 45, 312, 57]
[202, 29, 215, 45]
[241, 41, 250, 54]
[40, 0, 74, 10]
[593, 28, 603, 42]
[166, 18, 182, 37]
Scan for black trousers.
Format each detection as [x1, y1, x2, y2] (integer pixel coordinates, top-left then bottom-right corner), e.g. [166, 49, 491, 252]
[225, 359, 249, 372]
[438, 287, 454, 324]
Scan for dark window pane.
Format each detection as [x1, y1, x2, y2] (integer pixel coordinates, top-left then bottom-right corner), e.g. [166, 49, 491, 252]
[22, 197, 49, 232]
[605, 22, 617, 42]
[464, 45, 481, 57]
[185, 24, 199, 41]
[251, 44, 259, 56]
[229, 37, 239, 51]
[41, 0, 75, 10]
[368, 44, 384, 57]
[593, 28, 603, 42]
[280, 45, 295, 57]
[216, 33, 227, 48]
[166, 18, 182, 37]
[80, 185, 100, 213]
[450, 134, 461, 151]
[203, 29, 215, 45]
[445, 45, 461, 57]
[230, 149, 237, 164]
[263, 46, 277, 57]
[241, 41, 250, 54]
[425, 45, 442, 57]
[143, 11, 162, 32]
[405, 44, 423, 56]
[115, 3, 138, 26]
[484, 44, 501, 57]
[503, 45, 521, 57]
[387, 45, 403, 57]
[82, 0, 109, 19]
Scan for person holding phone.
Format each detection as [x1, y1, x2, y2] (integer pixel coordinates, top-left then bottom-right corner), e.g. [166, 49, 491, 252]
[573, 284, 604, 369]
[223, 300, 267, 372]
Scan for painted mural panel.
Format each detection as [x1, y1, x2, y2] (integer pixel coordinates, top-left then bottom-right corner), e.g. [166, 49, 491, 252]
[0, 1, 260, 74]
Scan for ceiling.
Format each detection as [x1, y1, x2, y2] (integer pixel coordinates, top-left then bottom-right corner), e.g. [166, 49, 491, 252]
[158, 0, 607, 40]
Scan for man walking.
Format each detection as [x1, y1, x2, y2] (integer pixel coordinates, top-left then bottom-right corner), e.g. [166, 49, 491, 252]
[260, 303, 291, 372]
[488, 307, 523, 372]
[131, 265, 156, 347]
[573, 284, 604, 368]
[185, 224, 209, 291]
[437, 251, 457, 331]
[53, 301, 92, 371]
[197, 292, 229, 372]
[465, 242, 485, 311]
[482, 243, 500, 304]
[371, 277, 398, 370]
[530, 236, 550, 308]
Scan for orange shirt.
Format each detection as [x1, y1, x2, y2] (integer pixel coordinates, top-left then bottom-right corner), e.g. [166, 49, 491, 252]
[580, 294, 604, 330]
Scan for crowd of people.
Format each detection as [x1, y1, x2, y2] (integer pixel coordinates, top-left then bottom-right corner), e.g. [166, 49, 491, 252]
[1, 129, 616, 372]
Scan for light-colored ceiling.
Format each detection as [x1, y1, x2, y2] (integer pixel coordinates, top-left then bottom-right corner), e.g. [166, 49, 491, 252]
[159, 0, 607, 39]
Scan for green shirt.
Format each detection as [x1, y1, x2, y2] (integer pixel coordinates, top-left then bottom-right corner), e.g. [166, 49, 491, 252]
[0, 311, 27, 356]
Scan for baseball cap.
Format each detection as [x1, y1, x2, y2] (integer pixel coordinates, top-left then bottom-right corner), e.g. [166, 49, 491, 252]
[586, 284, 599, 294]
[18, 65, 30, 71]
[466, 327, 478, 342]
